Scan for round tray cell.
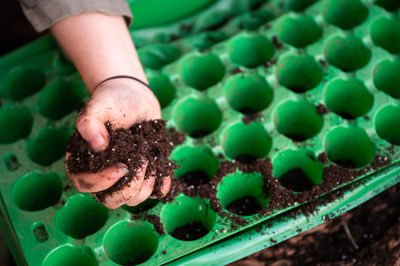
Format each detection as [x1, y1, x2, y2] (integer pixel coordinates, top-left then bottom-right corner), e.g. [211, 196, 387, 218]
[43, 245, 98, 266]
[31, 222, 49, 242]
[324, 78, 374, 119]
[238, 10, 274, 31]
[325, 127, 375, 168]
[162, 196, 216, 241]
[371, 17, 400, 54]
[0, 66, 45, 101]
[274, 100, 323, 141]
[0, 105, 33, 144]
[224, 74, 273, 115]
[26, 125, 70, 166]
[122, 198, 160, 213]
[180, 53, 225, 91]
[273, 149, 323, 192]
[374, 0, 400, 11]
[323, 0, 368, 30]
[138, 44, 181, 70]
[375, 105, 400, 145]
[324, 35, 371, 72]
[275, 54, 323, 93]
[228, 34, 275, 68]
[104, 220, 158, 265]
[3, 153, 20, 171]
[285, 0, 318, 11]
[148, 74, 176, 108]
[56, 194, 108, 239]
[222, 121, 272, 162]
[276, 14, 322, 48]
[217, 172, 268, 216]
[373, 60, 400, 99]
[38, 80, 84, 120]
[172, 96, 222, 138]
[171, 146, 219, 187]
[191, 31, 228, 50]
[12, 171, 62, 211]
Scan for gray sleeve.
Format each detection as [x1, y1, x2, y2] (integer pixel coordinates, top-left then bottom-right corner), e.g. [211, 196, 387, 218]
[20, 0, 133, 32]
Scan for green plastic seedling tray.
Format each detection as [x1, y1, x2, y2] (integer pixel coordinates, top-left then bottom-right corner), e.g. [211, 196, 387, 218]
[2, 0, 400, 265]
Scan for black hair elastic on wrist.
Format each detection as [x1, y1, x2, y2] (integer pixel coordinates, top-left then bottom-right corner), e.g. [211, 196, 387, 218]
[93, 75, 151, 91]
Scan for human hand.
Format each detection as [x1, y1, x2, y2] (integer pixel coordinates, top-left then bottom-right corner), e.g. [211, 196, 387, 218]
[65, 78, 171, 209]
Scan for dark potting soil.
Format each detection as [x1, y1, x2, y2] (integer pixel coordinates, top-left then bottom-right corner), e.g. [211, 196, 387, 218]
[179, 170, 210, 187]
[66, 120, 177, 202]
[316, 103, 329, 115]
[278, 168, 314, 192]
[235, 154, 259, 164]
[238, 107, 258, 116]
[167, 127, 186, 146]
[242, 113, 263, 125]
[226, 196, 262, 216]
[231, 184, 400, 266]
[171, 221, 209, 241]
[189, 129, 212, 139]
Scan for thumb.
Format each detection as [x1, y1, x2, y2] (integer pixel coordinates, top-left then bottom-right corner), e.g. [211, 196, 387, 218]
[76, 114, 109, 152]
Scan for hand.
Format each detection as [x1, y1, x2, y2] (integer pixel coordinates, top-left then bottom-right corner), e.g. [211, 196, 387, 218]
[65, 78, 171, 209]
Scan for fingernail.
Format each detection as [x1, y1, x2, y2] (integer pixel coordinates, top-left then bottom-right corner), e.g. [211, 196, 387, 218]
[119, 167, 129, 174]
[90, 132, 106, 151]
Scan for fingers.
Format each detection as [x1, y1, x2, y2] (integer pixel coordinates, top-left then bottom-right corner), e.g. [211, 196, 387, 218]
[126, 174, 156, 206]
[149, 176, 172, 199]
[96, 164, 147, 209]
[66, 162, 129, 193]
[76, 113, 109, 152]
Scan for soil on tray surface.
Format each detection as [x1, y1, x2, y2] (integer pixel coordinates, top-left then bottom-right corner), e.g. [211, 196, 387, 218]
[171, 221, 209, 241]
[66, 119, 177, 202]
[230, 184, 400, 266]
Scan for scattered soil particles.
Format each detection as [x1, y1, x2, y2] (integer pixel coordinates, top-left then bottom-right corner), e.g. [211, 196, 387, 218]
[66, 119, 177, 202]
[230, 183, 400, 266]
[171, 221, 209, 241]
[226, 196, 263, 216]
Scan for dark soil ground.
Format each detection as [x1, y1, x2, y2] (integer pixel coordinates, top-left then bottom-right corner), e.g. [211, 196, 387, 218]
[230, 183, 400, 266]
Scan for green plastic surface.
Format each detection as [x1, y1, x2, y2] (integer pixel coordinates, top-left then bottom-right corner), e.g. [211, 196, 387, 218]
[1, 0, 400, 265]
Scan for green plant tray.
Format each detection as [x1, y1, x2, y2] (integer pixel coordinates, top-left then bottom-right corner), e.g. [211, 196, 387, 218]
[1, 0, 400, 265]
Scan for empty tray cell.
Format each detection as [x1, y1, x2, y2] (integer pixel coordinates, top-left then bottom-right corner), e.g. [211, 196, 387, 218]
[0, 105, 33, 144]
[55, 194, 108, 239]
[12, 171, 62, 211]
[228, 33, 275, 68]
[0, 66, 45, 101]
[26, 126, 70, 166]
[138, 44, 181, 70]
[371, 17, 400, 54]
[217, 172, 268, 216]
[180, 53, 225, 91]
[275, 14, 321, 48]
[273, 149, 323, 192]
[274, 100, 323, 141]
[323, 0, 368, 30]
[190, 31, 228, 50]
[325, 127, 376, 168]
[375, 105, 400, 145]
[172, 96, 222, 138]
[284, 0, 318, 12]
[148, 74, 176, 108]
[324, 35, 371, 72]
[224, 74, 273, 115]
[373, 60, 400, 99]
[2, 153, 20, 171]
[37, 80, 84, 120]
[324, 78, 374, 119]
[162, 196, 216, 241]
[104, 221, 158, 264]
[275, 53, 323, 93]
[222, 121, 272, 162]
[374, 0, 400, 11]
[31, 222, 49, 242]
[42, 245, 98, 266]
[171, 146, 219, 187]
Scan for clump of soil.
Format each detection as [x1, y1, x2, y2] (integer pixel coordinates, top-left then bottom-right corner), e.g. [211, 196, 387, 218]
[278, 168, 314, 192]
[226, 196, 263, 216]
[171, 221, 209, 241]
[242, 113, 263, 125]
[66, 119, 177, 202]
[167, 127, 186, 146]
[316, 103, 329, 114]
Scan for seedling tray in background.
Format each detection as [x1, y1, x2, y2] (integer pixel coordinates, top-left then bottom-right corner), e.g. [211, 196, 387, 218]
[1, 0, 400, 265]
